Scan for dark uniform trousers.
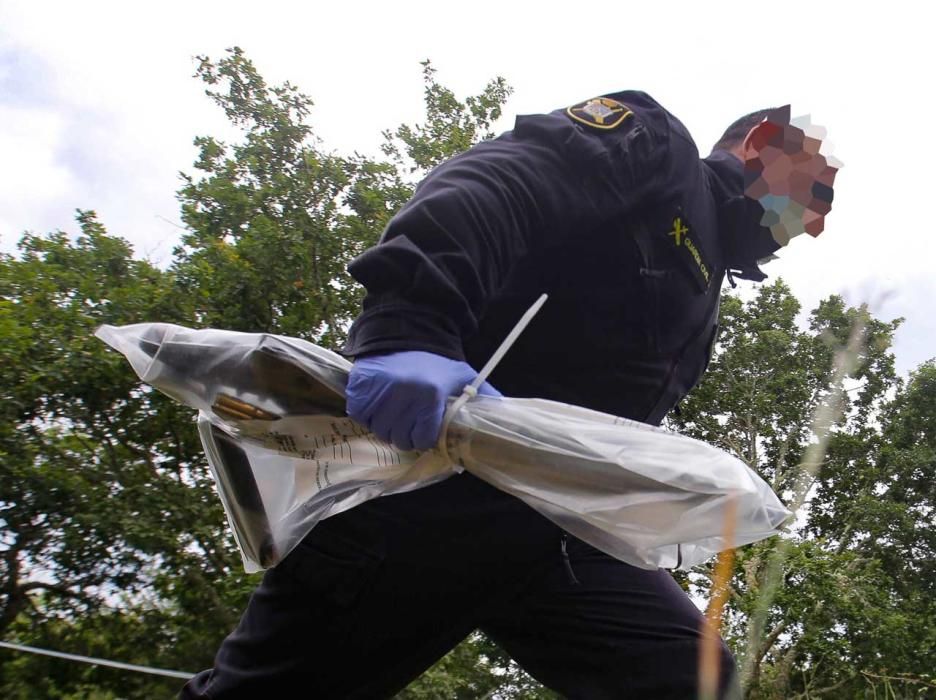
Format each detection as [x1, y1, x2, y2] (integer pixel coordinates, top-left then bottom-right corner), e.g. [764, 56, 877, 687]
[181, 472, 738, 699]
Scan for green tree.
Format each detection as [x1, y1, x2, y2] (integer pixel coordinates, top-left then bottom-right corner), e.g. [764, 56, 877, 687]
[381, 59, 512, 174]
[1, 50, 543, 698]
[172, 46, 547, 700]
[0, 213, 249, 698]
[10, 48, 932, 700]
[674, 281, 934, 699]
[173, 49, 510, 351]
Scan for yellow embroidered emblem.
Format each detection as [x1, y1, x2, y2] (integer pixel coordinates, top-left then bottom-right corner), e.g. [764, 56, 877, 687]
[667, 214, 711, 288]
[669, 217, 689, 247]
[566, 97, 633, 130]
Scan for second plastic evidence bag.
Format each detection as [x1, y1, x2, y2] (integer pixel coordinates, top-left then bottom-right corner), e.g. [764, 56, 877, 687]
[96, 322, 791, 573]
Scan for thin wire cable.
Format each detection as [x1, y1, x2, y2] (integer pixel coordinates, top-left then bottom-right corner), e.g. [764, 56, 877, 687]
[0, 640, 195, 680]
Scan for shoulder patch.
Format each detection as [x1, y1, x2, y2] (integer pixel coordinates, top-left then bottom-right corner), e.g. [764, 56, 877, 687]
[566, 97, 634, 130]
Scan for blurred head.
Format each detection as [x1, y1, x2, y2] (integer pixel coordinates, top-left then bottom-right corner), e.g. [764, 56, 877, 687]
[713, 106, 841, 245]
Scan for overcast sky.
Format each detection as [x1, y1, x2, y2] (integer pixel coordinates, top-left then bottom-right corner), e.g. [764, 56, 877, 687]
[2, 0, 933, 376]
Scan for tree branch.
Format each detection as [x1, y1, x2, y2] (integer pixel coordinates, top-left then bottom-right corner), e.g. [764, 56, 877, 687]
[806, 675, 853, 697]
[860, 671, 936, 690]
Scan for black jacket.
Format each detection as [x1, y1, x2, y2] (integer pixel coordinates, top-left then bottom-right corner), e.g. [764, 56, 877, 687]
[342, 91, 778, 425]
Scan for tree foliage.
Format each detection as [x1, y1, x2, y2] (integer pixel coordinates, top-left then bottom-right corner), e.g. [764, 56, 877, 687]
[381, 60, 512, 173]
[2, 48, 933, 699]
[0, 214, 245, 698]
[674, 282, 934, 698]
[0, 49, 534, 698]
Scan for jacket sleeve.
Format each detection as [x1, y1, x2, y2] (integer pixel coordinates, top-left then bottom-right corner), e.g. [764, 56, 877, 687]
[342, 108, 667, 360]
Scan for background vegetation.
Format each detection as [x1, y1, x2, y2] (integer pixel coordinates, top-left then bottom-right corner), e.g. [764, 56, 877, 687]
[1, 49, 932, 698]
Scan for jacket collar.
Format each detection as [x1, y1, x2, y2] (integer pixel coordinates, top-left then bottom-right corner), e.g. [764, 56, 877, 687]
[703, 150, 781, 282]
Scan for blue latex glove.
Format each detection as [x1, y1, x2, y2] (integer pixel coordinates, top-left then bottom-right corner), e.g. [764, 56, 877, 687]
[346, 351, 501, 451]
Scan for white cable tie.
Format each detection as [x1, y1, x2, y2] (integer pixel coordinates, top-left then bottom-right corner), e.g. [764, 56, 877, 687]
[471, 293, 548, 391]
[437, 293, 548, 465]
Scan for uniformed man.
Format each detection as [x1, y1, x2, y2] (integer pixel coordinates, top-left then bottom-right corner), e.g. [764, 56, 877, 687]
[181, 91, 837, 699]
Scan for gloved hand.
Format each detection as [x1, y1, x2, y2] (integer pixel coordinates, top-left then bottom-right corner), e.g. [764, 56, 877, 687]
[346, 351, 501, 451]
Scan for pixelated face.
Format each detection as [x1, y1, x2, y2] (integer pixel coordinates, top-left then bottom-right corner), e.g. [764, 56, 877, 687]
[742, 118, 839, 245]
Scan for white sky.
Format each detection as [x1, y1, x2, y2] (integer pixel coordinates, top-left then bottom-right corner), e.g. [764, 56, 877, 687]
[2, 0, 934, 375]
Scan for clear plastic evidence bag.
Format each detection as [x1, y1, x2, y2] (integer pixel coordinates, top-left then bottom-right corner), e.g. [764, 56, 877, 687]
[96, 322, 790, 574]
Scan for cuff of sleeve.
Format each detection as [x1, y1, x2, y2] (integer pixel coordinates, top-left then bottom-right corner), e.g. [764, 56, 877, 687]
[340, 303, 466, 361]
